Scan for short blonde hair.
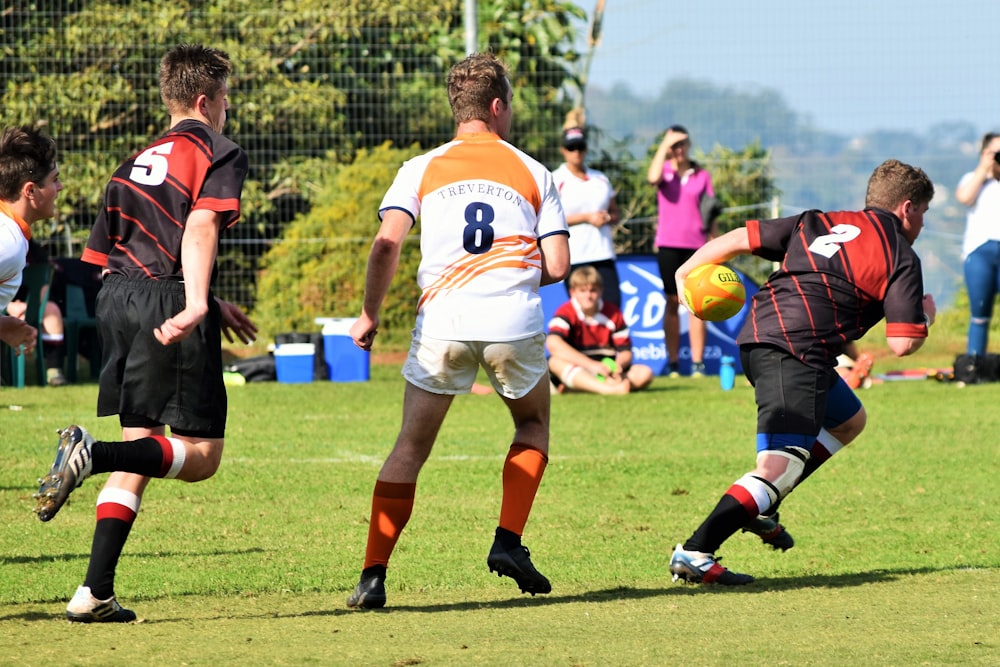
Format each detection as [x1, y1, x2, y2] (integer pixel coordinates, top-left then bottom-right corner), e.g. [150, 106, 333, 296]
[568, 265, 602, 290]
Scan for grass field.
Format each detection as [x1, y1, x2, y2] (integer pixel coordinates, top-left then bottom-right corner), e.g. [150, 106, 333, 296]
[2, 326, 999, 666]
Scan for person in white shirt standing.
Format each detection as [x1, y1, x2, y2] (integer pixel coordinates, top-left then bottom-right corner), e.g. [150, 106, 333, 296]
[346, 52, 570, 609]
[0, 125, 62, 354]
[955, 132, 1000, 357]
[552, 124, 622, 306]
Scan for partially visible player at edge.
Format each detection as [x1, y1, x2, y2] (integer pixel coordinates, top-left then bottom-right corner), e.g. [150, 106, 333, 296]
[32, 44, 257, 622]
[0, 125, 61, 353]
[345, 52, 570, 609]
[668, 159, 935, 585]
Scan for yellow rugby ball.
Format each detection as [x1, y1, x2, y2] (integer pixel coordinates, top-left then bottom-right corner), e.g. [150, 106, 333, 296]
[683, 264, 746, 321]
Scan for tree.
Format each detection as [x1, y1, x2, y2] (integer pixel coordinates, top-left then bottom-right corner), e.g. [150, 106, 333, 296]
[252, 143, 423, 345]
[700, 141, 780, 285]
[583, 134, 780, 285]
[2, 1, 585, 314]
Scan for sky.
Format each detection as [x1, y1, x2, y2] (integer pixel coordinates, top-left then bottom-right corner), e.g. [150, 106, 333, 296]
[583, 0, 1000, 136]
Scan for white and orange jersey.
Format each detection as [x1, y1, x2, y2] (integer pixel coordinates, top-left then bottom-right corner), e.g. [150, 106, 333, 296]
[380, 132, 568, 341]
[0, 203, 31, 310]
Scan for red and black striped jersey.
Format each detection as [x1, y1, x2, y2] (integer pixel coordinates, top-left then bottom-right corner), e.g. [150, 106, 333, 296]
[82, 119, 248, 281]
[737, 208, 928, 369]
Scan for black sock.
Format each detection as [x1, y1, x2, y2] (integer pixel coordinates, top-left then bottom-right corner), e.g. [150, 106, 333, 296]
[83, 517, 134, 600]
[91, 438, 169, 478]
[684, 494, 752, 554]
[44, 341, 65, 372]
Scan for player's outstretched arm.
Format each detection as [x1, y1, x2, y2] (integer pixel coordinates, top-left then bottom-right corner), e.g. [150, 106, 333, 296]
[674, 227, 750, 308]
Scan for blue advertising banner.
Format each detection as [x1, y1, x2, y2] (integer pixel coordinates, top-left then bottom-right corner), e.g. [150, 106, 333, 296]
[540, 255, 759, 376]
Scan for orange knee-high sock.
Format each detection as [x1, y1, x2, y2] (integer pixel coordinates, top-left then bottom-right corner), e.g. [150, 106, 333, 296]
[498, 443, 548, 536]
[363, 480, 416, 569]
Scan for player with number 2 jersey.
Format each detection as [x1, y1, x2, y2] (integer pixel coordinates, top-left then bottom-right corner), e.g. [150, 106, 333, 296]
[738, 206, 927, 369]
[667, 160, 936, 586]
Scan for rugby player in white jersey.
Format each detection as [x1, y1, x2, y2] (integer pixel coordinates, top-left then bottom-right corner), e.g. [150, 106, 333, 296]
[346, 52, 570, 609]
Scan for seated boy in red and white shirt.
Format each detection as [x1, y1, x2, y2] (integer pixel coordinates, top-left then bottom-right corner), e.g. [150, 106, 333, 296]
[546, 266, 654, 395]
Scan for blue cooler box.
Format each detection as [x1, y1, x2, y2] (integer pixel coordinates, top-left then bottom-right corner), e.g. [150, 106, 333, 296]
[274, 343, 315, 384]
[316, 318, 370, 382]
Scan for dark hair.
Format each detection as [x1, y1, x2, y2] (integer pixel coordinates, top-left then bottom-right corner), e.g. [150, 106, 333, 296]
[981, 132, 1000, 151]
[159, 44, 233, 114]
[447, 53, 510, 124]
[668, 124, 689, 134]
[0, 125, 58, 201]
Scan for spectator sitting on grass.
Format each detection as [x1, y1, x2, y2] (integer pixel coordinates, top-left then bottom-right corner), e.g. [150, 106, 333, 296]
[546, 266, 653, 395]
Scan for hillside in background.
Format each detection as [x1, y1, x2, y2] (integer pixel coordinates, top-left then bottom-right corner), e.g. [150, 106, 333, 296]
[585, 79, 982, 307]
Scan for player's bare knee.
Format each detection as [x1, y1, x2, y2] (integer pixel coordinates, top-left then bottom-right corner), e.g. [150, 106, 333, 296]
[757, 446, 809, 498]
[176, 440, 223, 481]
[830, 408, 867, 445]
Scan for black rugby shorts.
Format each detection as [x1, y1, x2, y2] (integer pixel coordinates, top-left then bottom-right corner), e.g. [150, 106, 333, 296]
[96, 274, 226, 438]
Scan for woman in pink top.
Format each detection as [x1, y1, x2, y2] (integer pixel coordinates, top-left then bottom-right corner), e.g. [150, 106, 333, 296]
[647, 125, 716, 378]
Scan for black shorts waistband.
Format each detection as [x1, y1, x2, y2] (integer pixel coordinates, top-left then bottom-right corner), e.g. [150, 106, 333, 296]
[103, 273, 188, 295]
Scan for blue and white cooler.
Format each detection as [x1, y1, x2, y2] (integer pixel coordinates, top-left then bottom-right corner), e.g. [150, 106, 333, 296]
[315, 317, 370, 382]
[273, 342, 316, 384]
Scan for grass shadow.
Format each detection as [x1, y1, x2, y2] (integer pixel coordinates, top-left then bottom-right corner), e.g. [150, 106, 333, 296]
[1, 546, 267, 566]
[4, 563, 995, 624]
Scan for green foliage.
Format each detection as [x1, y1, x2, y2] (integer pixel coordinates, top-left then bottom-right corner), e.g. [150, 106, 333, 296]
[252, 143, 423, 344]
[1, 0, 584, 221]
[480, 0, 587, 160]
[701, 141, 782, 285]
[586, 134, 781, 275]
[2, 0, 585, 317]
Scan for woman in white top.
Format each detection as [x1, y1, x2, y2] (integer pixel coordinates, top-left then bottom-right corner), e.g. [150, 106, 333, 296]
[552, 126, 622, 306]
[955, 132, 1000, 356]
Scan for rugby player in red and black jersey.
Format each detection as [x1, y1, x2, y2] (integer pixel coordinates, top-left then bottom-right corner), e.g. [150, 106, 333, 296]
[667, 159, 935, 585]
[33, 44, 258, 621]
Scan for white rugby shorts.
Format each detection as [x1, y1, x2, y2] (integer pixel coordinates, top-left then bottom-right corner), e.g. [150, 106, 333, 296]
[402, 331, 547, 399]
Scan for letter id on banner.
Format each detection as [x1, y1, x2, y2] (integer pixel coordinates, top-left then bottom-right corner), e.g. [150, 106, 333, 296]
[540, 255, 758, 376]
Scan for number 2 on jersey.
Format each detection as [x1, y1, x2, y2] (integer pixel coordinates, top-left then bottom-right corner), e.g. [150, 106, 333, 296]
[463, 202, 495, 254]
[809, 223, 861, 258]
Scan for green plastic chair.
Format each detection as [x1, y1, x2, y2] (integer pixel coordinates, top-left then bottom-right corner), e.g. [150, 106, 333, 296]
[1, 263, 53, 387]
[64, 283, 100, 383]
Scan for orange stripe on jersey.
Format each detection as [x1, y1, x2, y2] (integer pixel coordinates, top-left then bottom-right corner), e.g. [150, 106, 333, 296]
[194, 197, 241, 228]
[417, 134, 543, 212]
[80, 247, 108, 267]
[418, 235, 541, 310]
[0, 200, 31, 240]
[419, 236, 541, 303]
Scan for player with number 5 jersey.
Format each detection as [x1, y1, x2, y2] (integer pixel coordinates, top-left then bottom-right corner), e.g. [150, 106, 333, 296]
[666, 160, 936, 586]
[83, 121, 245, 280]
[34, 44, 258, 623]
[345, 52, 569, 610]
